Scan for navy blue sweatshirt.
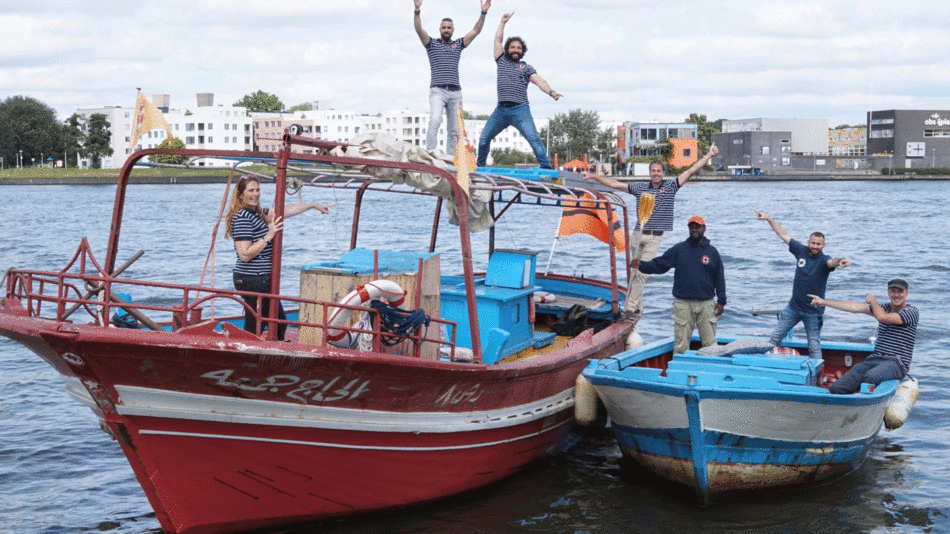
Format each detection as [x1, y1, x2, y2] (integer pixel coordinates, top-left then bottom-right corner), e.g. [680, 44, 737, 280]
[638, 236, 726, 305]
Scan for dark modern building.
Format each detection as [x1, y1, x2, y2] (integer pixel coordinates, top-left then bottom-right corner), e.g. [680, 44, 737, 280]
[867, 109, 950, 169]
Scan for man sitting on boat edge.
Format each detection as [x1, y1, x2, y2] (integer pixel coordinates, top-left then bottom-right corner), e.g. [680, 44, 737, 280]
[809, 279, 919, 394]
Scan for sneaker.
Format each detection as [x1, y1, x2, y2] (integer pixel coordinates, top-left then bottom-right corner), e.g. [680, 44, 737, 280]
[621, 310, 641, 323]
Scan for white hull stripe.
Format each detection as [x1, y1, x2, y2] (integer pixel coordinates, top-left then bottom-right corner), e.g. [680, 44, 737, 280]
[65, 378, 576, 434]
[137, 417, 572, 451]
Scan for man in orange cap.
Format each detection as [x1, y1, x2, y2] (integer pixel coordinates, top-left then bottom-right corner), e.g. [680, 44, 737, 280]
[632, 215, 726, 353]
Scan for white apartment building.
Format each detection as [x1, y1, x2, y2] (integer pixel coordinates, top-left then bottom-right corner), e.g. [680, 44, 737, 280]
[75, 93, 253, 168]
[76, 93, 554, 168]
[71, 106, 134, 169]
[252, 107, 550, 165]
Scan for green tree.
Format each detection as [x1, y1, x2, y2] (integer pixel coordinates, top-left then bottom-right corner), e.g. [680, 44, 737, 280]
[286, 102, 314, 112]
[489, 147, 536, 167]
[84, 113, 114, 169]
[150, 137, 189, 165]
[539, 109, 601, 163]
[0, 95, 62, 168]
[685, 113, 723, 155]
[234, 90, 284, 113]
[61, 114, 85, 168]
[592, 126, 617, 163]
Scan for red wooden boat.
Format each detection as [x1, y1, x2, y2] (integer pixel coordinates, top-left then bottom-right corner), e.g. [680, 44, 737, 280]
[0, 133, 634, 534]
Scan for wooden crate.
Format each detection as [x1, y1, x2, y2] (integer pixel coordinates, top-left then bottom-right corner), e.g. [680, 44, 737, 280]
[298, 250, 440, 359]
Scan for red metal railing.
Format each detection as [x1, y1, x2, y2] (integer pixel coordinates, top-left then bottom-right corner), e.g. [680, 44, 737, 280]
[2, 241, 462, 361]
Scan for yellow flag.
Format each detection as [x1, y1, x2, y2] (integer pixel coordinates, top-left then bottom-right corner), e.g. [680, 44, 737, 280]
[452, 105, 477, 197]
[130, 91, 174, 152]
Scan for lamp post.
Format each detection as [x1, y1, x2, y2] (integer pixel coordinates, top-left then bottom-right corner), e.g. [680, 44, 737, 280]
[19, 149, 23, 169]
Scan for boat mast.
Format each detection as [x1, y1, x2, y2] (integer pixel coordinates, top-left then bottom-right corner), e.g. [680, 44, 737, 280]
[267, 136, 290, 341]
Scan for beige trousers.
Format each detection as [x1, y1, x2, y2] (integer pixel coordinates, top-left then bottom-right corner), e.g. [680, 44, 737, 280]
[624, 231, 663, 315]
[673, 298, 718, 354]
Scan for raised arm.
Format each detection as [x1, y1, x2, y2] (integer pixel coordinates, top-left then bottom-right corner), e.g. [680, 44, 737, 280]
[582, 171, 627, 192]
[413, 0, 430, 46]
[494, 12, 512, 60]
[864, 293, 906, 325]
[529, 73, 562, 100]
[462, 0, 491, 47]
[754, 210, 791, 244]
[808, 294, 871, 315]
[677, 142, 719, 186]
[284, 202, 333, 218]
[828, 257, 851, 268]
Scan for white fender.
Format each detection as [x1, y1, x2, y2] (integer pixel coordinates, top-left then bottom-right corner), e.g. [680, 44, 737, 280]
[533, 292, 557, 304]
[574, 374, 600, 426]
[327, 280, 407, 343]
[884, 377, 919, 431]
[625, 330, 644, 351]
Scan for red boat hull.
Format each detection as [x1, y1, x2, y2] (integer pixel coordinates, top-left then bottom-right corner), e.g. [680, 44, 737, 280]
[3, 314, 629, 534]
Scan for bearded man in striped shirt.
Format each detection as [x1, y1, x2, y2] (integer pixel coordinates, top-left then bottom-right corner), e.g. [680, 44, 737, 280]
[476, 12, 562, 170]
[414, 0, 491, 155]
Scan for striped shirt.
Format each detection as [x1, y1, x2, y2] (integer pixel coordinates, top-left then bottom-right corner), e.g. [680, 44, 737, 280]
[231, 208, 273, 276]
[875, 303, 919, 373]
[495, 55, 536, 105]
[627, 178, 681, 231]
[426, 38, 465, 87]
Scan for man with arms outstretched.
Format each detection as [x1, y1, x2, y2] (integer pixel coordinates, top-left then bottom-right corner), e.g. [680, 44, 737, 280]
[476, 12, 561, 169]
[755, 210, 850, 359]
[584, 144, 719, 321]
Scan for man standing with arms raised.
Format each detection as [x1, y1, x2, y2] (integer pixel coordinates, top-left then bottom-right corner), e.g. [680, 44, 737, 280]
[414, 0, 491, 155]
[476, 12, 562, 170]
[585, 143, 719, 321]
[755, 210, 850, 359]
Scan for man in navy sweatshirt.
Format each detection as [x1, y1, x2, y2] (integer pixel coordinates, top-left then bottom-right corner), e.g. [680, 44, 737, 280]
[632, 215, 726, 353]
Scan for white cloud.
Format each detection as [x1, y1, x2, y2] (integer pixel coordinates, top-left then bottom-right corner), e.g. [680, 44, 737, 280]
[2, 0, 949, 129]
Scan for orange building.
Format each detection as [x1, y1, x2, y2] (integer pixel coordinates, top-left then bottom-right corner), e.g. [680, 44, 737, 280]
[669, 138, 699, 168]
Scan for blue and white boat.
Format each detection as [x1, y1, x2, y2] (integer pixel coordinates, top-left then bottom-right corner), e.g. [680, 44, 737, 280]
[582, 335, 900, 505]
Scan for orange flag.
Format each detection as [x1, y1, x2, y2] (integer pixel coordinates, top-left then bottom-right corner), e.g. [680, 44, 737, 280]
[452, 105, 477, 197]
[130, 90, 174, 153]
[557, 193, 626, 252]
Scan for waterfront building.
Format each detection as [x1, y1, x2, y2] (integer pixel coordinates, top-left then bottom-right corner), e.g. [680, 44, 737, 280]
[618, 121, 698, 168]
[867, 109, 950, 169]
[721, 118, 828, 155]
[76, 93, 253, 169]
[829, 127, 866, 156]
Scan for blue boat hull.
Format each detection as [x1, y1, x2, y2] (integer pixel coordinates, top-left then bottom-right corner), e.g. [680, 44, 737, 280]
[584, 336, 897, 504]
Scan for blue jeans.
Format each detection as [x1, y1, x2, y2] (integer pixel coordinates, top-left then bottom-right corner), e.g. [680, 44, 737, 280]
[427, 86, 462, 154]
[477, 103, 552, 169]
[829, 353, 905, 394]
[770, 305, 823, 359]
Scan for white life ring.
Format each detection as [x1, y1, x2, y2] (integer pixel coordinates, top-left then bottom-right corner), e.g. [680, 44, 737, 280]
[533, 291, 557, 304]
[327, 280, 407, 342]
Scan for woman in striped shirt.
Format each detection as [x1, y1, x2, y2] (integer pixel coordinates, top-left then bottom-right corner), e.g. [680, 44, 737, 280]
[225, 177, 332, 339]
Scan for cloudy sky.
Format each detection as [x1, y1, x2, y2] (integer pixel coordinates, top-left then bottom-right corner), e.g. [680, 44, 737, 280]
[3, 0, 948, 127]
